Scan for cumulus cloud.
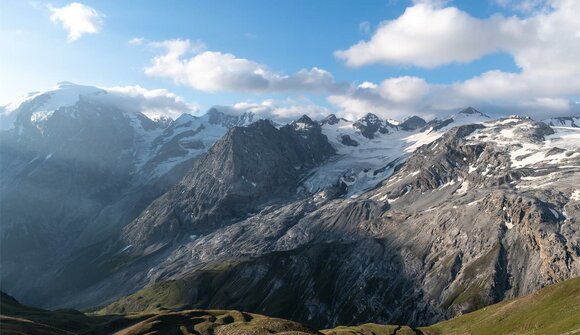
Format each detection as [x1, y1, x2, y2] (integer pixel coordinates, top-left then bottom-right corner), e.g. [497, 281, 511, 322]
[214, 97, 332, 123]
[328, 76, 437, 120]
[49, 2, 104, 42]
[335, 4, 525, 68]
[135, 1, 578, 121]
[330, 0, 580, 120]
[144, 39, 343, 94]
[103, 85, 198, 120]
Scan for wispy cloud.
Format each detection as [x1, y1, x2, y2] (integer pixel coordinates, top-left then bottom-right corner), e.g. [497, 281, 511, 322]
[358, 21, 371, 34]
[128, 37, 145, 46]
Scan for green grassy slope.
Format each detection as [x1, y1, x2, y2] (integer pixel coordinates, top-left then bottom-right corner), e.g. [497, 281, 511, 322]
[0, 291, 319, 335]
[420, 275, 580, 335]
[320, 276, 580, 335]
[1, 277, 578, 335]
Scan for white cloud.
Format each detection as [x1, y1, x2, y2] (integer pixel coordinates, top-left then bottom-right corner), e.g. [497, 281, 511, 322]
[335, 3, 525, 68]
[128, 37, 145, 46]
[328, 76, 436, 120]
[144, 39, 342, 94]
[49, 2, 104, 42]
[103, 85, 198, 120]
[329, 0, 580, 120]
[136, 1, 579, 122]
[214, 97, 332, 123]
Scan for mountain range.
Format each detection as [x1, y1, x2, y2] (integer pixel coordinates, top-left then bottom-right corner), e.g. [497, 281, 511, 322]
[0, 82, 579, 330]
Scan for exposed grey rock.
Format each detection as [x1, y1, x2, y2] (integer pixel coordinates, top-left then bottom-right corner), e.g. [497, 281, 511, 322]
[458, 106, 488, 117]
[400, 116, 427, 131]
[353, 113, 391, 139]
[340, 134, 359, 146]
[122, 117, 335, 251]
[50, 116, 577, 331]
[320, 114, 346, 126]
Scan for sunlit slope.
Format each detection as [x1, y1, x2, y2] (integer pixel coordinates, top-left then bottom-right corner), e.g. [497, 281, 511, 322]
[321, 276, 580, 335]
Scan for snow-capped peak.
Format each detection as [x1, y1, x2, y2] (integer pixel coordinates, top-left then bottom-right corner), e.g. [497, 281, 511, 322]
[0, 82, 106, 130]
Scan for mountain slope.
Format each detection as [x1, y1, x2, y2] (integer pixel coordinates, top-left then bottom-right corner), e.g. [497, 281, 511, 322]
[122, 116, 335, 251]
[93, 115, 579, 328]
[0, 83, 255, 308]
[2, 84, 578, 331]
[323, 276, 580, 335]
[307, 108, 488, 196]
[2, 277, 578, 335]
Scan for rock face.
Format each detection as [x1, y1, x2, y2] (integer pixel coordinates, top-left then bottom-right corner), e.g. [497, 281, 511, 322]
[400, 116, 427, 131]
[1, 90, 579, 332]
[353, 113, 395, 139]
[122, 116, 335, 250]
[99, 116, 579, 329]
[0, 83, 256, 306]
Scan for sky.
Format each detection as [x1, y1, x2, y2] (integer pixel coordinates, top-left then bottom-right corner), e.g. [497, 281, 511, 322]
[0, 0, 579, 121]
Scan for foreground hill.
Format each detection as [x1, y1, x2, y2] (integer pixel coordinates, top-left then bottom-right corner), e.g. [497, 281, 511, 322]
[1, 277, 578, 335]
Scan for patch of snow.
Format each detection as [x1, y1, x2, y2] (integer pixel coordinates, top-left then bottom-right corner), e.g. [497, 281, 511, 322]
[456, 181, 470, 195]
[120, 245, 133, 252]
[467, 199, 482, 206]
[440, 180, 456, 188]
[306, 114, 489, 196]
[31, 110, 55, 124]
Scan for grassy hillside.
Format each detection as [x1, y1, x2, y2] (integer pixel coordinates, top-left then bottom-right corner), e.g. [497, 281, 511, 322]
[1, 277, 579, 335]
[321, 276, 580, 335]
[0, 292, 318, 335]
[420, 275, 580, 335]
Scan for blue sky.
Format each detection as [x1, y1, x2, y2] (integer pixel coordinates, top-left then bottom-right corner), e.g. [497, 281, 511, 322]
[1, 0, 578, 120]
